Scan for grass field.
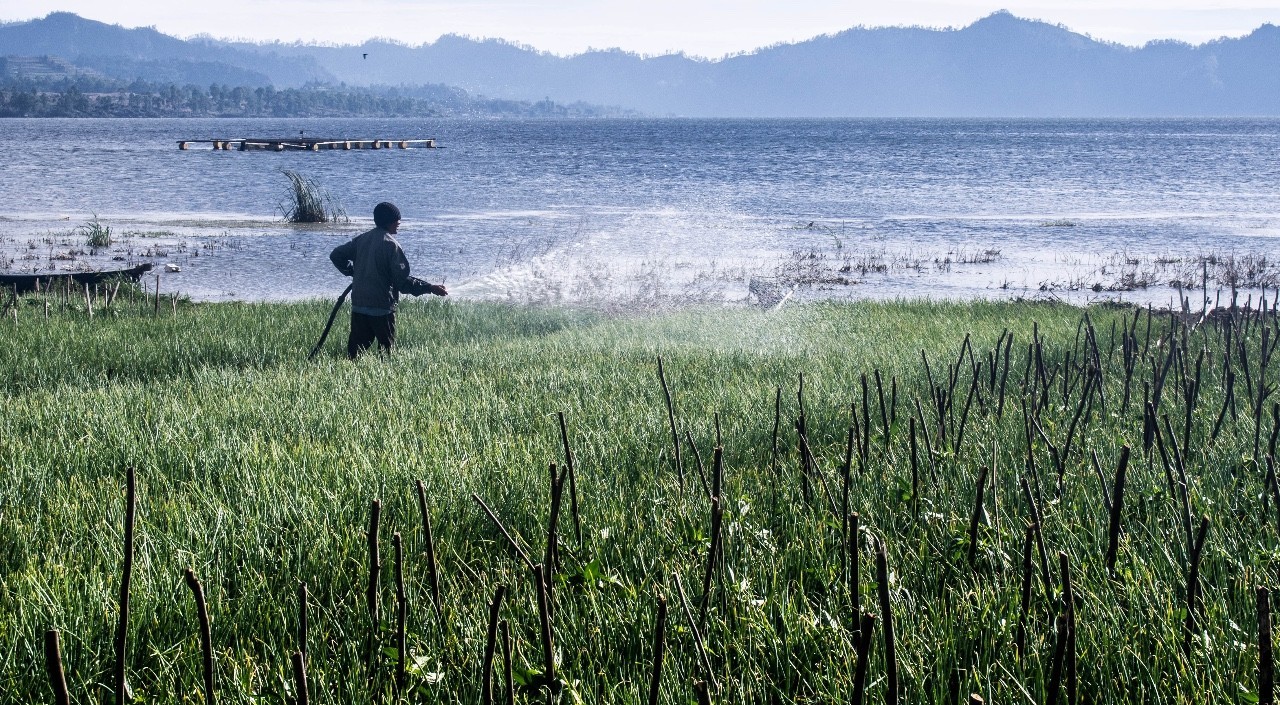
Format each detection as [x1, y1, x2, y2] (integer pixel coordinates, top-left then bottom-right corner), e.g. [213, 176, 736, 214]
[1, 286, 1277, 704]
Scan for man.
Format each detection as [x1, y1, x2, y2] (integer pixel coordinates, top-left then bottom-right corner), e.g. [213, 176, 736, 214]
[329, 201, 447, 358]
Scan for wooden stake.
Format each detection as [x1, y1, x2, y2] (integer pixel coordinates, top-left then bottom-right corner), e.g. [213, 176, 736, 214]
[967, 466, 990, 568]
[113, 466, 137, 704]
[393, 532, 407, 696]
[482, 585, 507, 705]
[533, 564, 557, 694]
[876, 539, 899, 704]
[1105, 447, 1131, 576]
[1260, 587, 1274, 705]
[648, 595, 667, 705]
[414, 480, 443, 624]
[558, 411, 583, 546]
[291, 651, 309, 705]
[500, 620, 514, 705]
[44, 630, 70, 705]
[1015, 523, 1034, 660]
[851, 612, 876, 705]
[658, 357, 683, 485]
[674, 572, 717, 692]
[472, 493, 535, 571]
[298, 582, 308, 661]
[183, 568, 215, 705]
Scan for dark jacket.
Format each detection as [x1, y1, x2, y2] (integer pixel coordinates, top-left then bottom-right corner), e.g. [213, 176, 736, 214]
[329, 227, 411, 313]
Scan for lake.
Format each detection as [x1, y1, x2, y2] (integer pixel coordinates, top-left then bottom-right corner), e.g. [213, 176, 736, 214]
[1, 117, 1279, 309]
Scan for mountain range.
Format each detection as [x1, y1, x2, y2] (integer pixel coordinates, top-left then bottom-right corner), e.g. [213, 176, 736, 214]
[2, 10, 1279, 116]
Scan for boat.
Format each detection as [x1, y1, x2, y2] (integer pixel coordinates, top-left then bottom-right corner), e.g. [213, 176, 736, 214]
[0, 263, 154, 295]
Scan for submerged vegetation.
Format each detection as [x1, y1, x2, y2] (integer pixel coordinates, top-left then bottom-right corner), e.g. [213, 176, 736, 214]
[4, 293, 1280, 703]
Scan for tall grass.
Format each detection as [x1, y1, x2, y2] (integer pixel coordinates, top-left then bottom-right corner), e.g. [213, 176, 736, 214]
[0, 294, 1276, 703]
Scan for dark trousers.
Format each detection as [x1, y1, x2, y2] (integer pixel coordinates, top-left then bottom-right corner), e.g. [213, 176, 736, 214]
[348, 311, 396, 359]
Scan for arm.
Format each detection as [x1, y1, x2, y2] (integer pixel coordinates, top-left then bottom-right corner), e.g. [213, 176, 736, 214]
[329, 240, 355, 276]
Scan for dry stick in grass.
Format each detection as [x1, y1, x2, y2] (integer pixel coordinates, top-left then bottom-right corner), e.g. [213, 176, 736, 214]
[1046, 614, 1069, 705]
[393, 533, 408, 696]
[1090, 450, 1113, 516]
[686, 431, 712, 500]
[875, 369, 890, 452]
[860, 373, 872, 461]
[649, 596, 668, 705]
[797, 432, 841, 518]
[693, 680, 711, 705]
[876, 539, 899, 705]
[1260, 587, 1274, 705]
[1015, 524, 1035, 660]
[842, 425, 855, 579]
[183, 568, 216, 705]
[909, 418, 919, 509]
[1162, 414, 1196, 557]
[851, 612, 877, 705]
[711, 446, 724, 502]
[1268, 456, 1280, 539]
[698, 497, 724, 632]
[415, 480, 443, 624]
[533, 564, 558, 694]
[966, 466, 990, 569]
[114, 465, 136, 705]
[1059, 552, 1077, 705]
[674, 572, 718, 692]
[291, 651, 309, 705]
[1269, 404, 1280, 460]
[500, 620, 515, 705]
[914, 398, 938, 484]
[45, 630, 70, 705]
[658, 357, 684, 486]
[997, 334, 1014, 419]
[472, 494, 536, 572]
[848, 513, 861, 644]
[365, 499, 382, 670]
[482, 585, 507, 705]
[955, 369, 979, 454]
[557, 412, 582, 547]
[798, 376, 814, 503]
[546, 462, 564, 574]
[1183, 515, 1212, 657]
[298, 582, 309, 663]
[1020, 474, 1053, 601]
[1105, 446, 1131, 576]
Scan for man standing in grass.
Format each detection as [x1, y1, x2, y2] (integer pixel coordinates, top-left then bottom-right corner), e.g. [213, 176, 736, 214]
[329, 201, 447, 358]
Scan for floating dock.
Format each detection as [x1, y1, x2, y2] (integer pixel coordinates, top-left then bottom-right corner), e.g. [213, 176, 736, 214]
[178, 138, 437, 151]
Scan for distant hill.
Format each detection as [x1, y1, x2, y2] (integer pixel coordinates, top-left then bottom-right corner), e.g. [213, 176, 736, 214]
[3, 10, 1279, 116]
[0, 11, 330, 86]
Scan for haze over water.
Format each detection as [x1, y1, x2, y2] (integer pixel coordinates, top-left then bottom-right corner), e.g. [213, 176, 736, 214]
[1, 117, 1279, 308]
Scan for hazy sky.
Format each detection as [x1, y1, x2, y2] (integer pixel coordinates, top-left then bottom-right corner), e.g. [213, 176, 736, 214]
[4, 1, 1278, 57]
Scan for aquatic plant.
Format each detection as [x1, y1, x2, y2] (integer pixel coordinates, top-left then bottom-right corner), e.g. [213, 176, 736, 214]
[280, 169, 347, 224]
[75, 215, 111, 248]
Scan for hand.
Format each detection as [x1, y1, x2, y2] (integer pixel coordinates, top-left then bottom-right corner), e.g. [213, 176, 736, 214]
[430, 284, 449, 296]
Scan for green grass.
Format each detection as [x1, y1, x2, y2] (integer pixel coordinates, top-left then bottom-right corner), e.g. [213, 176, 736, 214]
[0, 292, 1275, 703]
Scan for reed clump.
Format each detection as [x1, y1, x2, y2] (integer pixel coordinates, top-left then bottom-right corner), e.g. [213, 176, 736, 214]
[280, 169, 347, 224]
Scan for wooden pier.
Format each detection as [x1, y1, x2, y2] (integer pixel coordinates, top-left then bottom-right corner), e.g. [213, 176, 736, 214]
[178, 138, 437, 151]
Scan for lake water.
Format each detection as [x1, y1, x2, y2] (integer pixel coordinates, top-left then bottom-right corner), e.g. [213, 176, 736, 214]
[2, 117, 1279, 309]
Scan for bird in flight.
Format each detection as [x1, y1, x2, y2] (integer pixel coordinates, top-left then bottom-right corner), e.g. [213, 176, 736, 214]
[363, 53, 368, 59]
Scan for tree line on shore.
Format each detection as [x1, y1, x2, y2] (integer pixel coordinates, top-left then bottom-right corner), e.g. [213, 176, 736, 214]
[0, 77, 632, 118]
